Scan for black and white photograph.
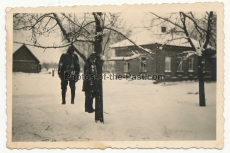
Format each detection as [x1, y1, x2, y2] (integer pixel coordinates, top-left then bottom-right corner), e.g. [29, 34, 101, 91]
[6, 3, 224, 149]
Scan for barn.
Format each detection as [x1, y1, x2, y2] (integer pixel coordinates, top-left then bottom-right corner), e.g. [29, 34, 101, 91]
[13, 44, 41, 73]
[109, 29, 216, 81]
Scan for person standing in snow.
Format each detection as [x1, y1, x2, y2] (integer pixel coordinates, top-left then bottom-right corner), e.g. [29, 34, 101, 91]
[82, 53, 101, 113]
[58, 45, 80, 105]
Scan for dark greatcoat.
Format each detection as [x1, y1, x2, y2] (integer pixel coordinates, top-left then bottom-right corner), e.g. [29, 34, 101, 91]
[58, 52, 80, 81]
[82, 57, 102, 93]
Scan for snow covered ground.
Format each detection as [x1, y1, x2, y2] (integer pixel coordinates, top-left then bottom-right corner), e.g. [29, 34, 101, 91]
[12, 72, 216, 141]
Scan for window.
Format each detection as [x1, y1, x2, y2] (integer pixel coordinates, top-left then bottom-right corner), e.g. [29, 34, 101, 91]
[124, 61, 130, 72]
[177, 57, 183, 72]
[140, 57, 147, 72]
[165, 57, 171, 72]
[161, 26, 166, 33]
[188, 57, 194, 72]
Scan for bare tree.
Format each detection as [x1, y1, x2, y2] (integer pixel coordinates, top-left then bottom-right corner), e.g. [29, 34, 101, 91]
[13, 12, 152, 122]
[149, 11, 216, 106]
[41, 62, 50, 71]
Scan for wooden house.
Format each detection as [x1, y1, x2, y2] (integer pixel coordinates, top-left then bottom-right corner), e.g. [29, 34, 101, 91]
[109, 29, 216, 81]
[13, 44, 41, 73]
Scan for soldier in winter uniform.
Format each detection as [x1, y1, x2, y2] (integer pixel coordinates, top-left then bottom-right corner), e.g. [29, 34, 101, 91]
[82, 53, 101, 113]
[58, 45, 80, 105]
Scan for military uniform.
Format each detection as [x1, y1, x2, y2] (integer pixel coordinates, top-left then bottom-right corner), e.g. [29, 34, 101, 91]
[58, 46, 80, 104]
[82, 53, 100, 113]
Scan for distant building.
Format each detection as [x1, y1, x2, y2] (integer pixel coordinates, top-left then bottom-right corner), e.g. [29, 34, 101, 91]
[109, 28, 216, 81]
[13, 44, 41, 73]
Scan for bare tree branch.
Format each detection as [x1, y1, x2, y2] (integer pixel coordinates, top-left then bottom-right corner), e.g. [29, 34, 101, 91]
[180, 12, 196, 51]
[60, 13, 94, 35]
[14, 13, 55, 30]
[52, 13, 71, 42]
[104, 26, 153, 54]
[203, 11, 213, 49]
[180, 12, 207, 33]
[14, 41, 72, 49]
[150, 12, 184, 29]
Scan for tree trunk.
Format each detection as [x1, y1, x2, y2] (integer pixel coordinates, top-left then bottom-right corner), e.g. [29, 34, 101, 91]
[93, 12, 104, 123]
[198, 56, 206, 106]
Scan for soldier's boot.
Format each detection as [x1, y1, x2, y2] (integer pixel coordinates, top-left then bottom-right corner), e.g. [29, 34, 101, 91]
[85, 98, 94, 113]
[61, 89, 66, 105]
[71, 89, 75, 104]
[85, 98, 90, 112]
[89, 98, 95, 112]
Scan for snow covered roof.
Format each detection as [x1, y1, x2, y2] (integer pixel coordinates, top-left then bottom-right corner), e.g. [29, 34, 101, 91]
[110, 30, 212, 49]
[107, 52, 141, 61]
[13, 43, 64, 63]
[13, 44, 41, 63]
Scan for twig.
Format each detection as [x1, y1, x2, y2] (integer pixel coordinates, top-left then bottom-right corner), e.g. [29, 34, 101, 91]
[45, 126, 51, 130]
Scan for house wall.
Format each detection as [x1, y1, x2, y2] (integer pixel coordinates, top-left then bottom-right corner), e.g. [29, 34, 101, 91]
[115, 61, 124, 76]
[203, 57, 216, 80]
[154, 46, 199, 80]
[157, 52, 199, 80]
[114, 45, 156, 76]
[114, 56, 155, 76]
[113, 44, 215, 81]
[13, 61, 40, 73]
[130, 58, 139, 75]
